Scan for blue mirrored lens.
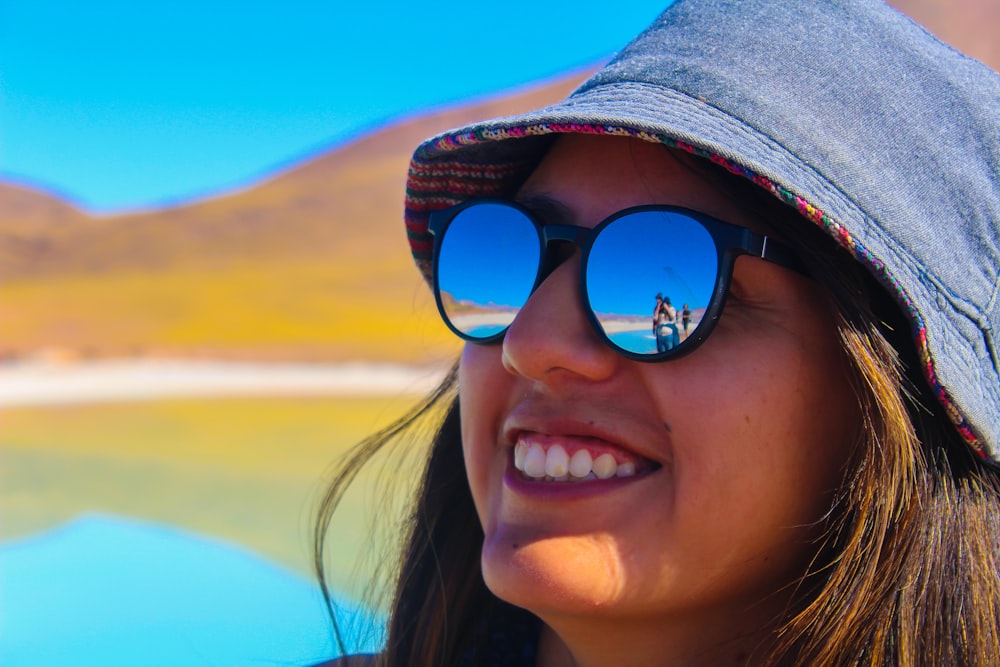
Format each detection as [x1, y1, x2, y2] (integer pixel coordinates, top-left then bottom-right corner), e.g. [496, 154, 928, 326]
[586, 210, 718, 355]
[437, 204, 540, 339]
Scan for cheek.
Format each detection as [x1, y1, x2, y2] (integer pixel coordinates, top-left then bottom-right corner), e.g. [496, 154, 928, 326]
[786, 346, 859, 494]
[643, 331, 856, 539]
[458, 344, 510, 526]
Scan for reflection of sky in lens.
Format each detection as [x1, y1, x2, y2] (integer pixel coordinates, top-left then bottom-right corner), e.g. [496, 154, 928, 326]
[438, 205, 540, 308]
[587, 212, 718, 319]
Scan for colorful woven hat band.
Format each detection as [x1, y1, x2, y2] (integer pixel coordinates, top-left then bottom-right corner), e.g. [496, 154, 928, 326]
[403, 123, 990, 464]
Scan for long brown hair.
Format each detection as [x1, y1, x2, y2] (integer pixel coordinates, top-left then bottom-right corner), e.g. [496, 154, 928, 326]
[313, 149, 1000, 666]
[763, 209, 1000, 665]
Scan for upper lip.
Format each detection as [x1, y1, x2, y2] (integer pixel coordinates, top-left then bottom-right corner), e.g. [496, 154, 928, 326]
[501, 400, 668, 466]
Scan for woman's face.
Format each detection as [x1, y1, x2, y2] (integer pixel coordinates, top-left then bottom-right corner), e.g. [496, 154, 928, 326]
[459, 135, 858, 655]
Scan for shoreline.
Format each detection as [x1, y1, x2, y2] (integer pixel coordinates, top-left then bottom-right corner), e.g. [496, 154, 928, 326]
[0, 358, 449, 407]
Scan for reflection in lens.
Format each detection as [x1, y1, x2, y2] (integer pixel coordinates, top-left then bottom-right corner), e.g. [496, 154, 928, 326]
[587, 211, 718, 355]
[437, 204, 540, 339]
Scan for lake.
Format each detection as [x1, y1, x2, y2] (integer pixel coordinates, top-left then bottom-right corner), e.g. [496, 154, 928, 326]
[0, 513, 384, 666]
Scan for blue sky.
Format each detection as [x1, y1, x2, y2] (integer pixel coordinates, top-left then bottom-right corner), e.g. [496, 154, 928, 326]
[0, 1, 672, 214]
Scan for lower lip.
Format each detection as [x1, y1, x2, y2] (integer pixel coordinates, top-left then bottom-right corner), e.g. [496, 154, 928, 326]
[503, 456, 657, 501]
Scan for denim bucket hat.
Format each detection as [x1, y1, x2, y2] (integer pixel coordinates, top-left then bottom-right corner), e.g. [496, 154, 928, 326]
[402, 0, 1000, 464]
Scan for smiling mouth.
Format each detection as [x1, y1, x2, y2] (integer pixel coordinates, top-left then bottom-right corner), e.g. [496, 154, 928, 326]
[512, 433, 658, 483]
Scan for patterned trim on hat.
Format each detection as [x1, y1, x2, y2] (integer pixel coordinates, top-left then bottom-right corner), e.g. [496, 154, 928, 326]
[403, 123, 988, 461]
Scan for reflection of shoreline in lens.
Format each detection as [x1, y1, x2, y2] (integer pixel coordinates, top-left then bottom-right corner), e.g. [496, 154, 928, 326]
[451, 311, 517, 338]
[604, 318, 698, 355]
[442, 286, 520, 337]
[600, 318, 700, 334]
[450, 308, 703, 352]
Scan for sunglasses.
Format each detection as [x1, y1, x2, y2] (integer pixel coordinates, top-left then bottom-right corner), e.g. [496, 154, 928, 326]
[429, 199, 802, 360]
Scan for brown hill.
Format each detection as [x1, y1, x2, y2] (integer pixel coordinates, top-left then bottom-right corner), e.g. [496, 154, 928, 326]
[0, 71, 588, 363]
[8, 1, 991, 281]
[0, 0, 992, 364]
[1, 71, 590, 282]
[887, 0, 999, 71]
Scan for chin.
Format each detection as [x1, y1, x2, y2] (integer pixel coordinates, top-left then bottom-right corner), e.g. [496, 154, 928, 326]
[480, 528, 628, 615]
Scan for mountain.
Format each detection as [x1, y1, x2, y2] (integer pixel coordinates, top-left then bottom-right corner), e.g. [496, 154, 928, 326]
[0, 72, 587, 364]
[1, 0, 993, 364]
[2, 70, 591, 282]
[887, 0, 998, 71]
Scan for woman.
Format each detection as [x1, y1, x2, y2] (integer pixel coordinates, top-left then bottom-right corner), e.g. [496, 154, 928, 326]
[316, 0, 999, 664]
[652, 294, 678, 353]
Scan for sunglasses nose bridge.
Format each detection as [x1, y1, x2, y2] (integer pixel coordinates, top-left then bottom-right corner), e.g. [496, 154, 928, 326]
[536, 223, 590, 285]
[540, 223, 590, 247]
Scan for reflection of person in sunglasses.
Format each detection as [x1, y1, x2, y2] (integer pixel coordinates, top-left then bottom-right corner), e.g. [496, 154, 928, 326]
[315, 1, 999, 665]
[652, 293, 678, 353]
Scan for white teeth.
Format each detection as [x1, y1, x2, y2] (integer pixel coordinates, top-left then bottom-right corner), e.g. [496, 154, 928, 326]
[513, 440, 642, 482]
[523, 443, 547, 478]
[544, 445, 569, 478]
[569, 449, 593, 478]
[514, 442, 527, 471]
[592, 453, 618, 479]
[616, 461, 636, 478]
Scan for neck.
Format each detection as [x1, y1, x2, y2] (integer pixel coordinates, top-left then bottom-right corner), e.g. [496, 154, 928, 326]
[533, 606, 785, 667]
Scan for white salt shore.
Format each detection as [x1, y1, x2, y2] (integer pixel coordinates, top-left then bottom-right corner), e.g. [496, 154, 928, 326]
[0, 359, 450, 407]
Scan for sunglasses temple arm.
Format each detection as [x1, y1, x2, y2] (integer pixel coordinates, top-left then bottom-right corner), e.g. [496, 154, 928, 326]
[757, 235, 806, 276]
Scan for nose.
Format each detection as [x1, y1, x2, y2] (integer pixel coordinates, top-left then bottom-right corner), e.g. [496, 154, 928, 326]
[501, 252, 619, 383]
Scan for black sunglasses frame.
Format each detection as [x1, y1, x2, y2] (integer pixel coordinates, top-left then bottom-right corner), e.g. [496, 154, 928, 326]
[428, 198, 803, 362]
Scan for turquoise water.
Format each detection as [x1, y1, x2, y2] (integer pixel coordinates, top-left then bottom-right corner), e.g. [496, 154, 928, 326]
[608, 329, 658, 354]
[0, 514, 383, 666]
